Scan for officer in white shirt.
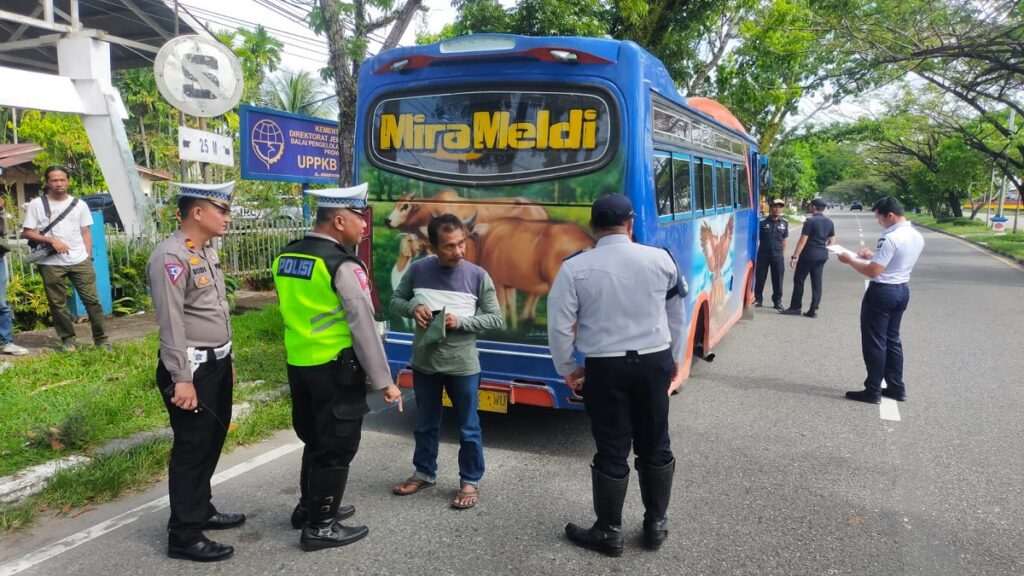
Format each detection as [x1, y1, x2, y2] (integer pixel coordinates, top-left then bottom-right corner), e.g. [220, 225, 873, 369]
[548, 194, 686, 557]
[21, 166, 108, 351]
[837, 197, 924, 404]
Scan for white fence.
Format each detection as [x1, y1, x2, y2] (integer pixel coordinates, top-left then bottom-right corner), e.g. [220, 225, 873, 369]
[3, 217, 310, 282]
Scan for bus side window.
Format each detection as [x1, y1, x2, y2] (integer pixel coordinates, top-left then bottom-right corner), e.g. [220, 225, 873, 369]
[654, 154, 673, 219]
[716, 162, 731, 210]
[702, 159, 715, 214]
[672, 156, 692, 219]
[737, 163, 750, 208]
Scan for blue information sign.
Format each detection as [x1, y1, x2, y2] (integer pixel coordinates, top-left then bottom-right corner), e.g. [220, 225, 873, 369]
[240, 105, 340, 184]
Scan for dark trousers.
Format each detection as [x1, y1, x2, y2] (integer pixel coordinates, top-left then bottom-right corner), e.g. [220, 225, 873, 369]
[156, 352, 233, 545]
[583, 348, 674, 479]
[789, 258, 826, 312]
[754, 253, 784, 306]
[39, 260, 107, 344]
[287, 350, 368, 499]
[861, 283, 910, 394]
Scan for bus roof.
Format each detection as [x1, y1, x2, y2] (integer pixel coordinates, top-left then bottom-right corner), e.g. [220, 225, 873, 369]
[363, 34, 758, 148]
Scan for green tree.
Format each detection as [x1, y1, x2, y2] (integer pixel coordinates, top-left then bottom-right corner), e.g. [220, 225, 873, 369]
[260, 69, 338, 118]
[15, 111, 105, 191]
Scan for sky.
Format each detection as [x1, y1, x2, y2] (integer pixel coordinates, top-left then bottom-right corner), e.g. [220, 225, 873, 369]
[178, 0, 459, 74]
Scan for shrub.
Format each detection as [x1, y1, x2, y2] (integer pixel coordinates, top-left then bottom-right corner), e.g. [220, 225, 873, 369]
[6, 273, 50, 332]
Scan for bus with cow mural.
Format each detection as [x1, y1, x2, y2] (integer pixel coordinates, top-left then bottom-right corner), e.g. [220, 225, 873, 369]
[354, 34, 769, 412]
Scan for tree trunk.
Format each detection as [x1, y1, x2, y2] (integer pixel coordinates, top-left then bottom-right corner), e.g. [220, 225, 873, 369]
[380, 0, 423, 51]
[948, 189, 963, 218]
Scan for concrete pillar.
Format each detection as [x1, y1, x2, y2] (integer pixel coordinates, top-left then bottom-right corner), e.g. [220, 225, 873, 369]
[56, 36, 149, 237]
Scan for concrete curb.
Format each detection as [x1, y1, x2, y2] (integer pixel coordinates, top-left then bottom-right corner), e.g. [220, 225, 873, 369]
[0, 387, 288, 506]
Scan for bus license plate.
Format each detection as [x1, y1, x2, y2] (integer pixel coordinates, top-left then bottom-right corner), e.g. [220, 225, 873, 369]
[442, 389, 509, 413]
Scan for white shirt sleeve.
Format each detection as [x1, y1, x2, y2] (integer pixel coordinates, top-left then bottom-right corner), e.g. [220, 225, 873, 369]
[77, 201, 93, 228]
[546, 263, 580, 377]
[22, 200, 41, 230]
[871, 234, 898, 268]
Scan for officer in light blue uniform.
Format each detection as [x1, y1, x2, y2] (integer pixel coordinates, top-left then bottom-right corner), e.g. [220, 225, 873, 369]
[548, 193, 686, 557]
[837, 196, 924, 404]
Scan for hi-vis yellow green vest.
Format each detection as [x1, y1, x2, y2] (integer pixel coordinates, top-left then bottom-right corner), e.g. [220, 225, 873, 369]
[272, 236, 364, 366]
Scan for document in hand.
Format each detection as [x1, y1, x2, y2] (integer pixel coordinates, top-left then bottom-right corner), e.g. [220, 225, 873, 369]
[422, 307, 447, 344]
[827, 244, 869, 263]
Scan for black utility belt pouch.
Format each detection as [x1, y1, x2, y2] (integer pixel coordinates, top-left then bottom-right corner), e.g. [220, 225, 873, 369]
[336, 347, 366, 387]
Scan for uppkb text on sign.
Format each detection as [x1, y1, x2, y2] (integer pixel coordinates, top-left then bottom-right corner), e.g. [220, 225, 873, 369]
[240, 105, 340, 184]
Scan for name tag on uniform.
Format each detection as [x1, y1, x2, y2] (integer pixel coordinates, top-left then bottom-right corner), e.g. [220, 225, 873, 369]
[277, 256, 316, 280]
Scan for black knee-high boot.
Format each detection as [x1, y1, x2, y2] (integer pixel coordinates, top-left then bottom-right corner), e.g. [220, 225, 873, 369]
[637, 458, 675, 550]
[290, 455, 355, 529]
[300, 466, 368, 552]
[565, 466, 628, 557]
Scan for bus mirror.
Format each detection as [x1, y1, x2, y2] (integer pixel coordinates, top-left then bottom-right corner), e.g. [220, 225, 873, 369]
[760, 167, 773, 190]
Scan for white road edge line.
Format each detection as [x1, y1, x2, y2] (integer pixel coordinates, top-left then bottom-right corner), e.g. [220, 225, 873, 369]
[0, 442, 304, 576]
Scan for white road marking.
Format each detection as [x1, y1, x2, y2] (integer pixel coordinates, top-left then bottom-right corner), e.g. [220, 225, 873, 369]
[860, 240, 865, 247]
[0, 442, 304, 576]
[880, 397, 902, 421]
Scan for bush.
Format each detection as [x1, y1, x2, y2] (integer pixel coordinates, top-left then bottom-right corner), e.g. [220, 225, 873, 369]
[6, 273, 50, 332]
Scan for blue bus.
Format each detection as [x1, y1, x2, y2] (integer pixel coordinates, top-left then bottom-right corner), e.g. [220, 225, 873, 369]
[354, 34, 767, 412]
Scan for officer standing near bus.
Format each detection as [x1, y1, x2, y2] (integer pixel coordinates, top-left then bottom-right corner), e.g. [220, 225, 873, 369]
[782, 197, 835, 318]
[548, 194, 686, 557]
[754, 198, 789, 310]
[272, 184, 402, 552]
[147, 182, 243, 562]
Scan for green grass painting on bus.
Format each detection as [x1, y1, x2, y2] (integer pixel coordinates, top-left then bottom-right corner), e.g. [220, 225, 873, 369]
[361, 153, 625, 344]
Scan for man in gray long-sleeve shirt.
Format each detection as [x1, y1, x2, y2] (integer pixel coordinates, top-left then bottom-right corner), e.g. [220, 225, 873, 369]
[547, 194, 686, 557]
[272, 184, 401, 552]
[147, 182, 243, 562]
[390, 213, 503, 509]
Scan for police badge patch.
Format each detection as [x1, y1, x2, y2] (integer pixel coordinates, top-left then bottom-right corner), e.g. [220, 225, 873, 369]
[165, 263, 184, 284]
[354, 267, 369, 291]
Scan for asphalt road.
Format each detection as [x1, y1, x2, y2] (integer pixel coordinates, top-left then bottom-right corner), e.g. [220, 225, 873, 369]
[2, 212, 1022, 576]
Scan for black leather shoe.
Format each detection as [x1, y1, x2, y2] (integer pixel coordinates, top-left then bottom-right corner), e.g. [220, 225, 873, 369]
[167, 538, 234, 562]
[291, 502, 356, 529]
[773, 305, 785, 312]
[565, 522, 623, 557]
[753, 301, 763, 308]
[780, 308, 802, 316]
[204, 512, 246, 530]
[845, 390, 881, 404]
[301, 522, 369, 551]
[803, 311, 817, 318]
[881, 388, 907, 401]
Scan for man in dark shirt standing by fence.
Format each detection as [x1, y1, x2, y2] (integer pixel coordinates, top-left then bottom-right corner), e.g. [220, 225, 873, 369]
[782, 197, 835, 318]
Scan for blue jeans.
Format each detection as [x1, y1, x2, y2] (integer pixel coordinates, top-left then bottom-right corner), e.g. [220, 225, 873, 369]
[0, 261, 13, 345]
[412, 370, 484, 486]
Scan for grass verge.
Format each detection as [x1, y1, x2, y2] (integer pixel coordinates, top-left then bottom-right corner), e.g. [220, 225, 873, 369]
[907, 214, 1024, 260]
[0, 305, 295, 535]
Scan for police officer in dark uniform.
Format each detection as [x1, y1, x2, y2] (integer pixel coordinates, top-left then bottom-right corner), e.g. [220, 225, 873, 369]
[782, 197, 835, 318]
[754, 198, 789, 311]
[147, 182, 243, 562]
[548, 194, 686, 557]
[272, 184, 402, 552]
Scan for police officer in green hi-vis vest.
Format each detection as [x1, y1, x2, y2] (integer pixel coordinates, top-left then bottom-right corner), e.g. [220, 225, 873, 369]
[272, 183, 402, 552]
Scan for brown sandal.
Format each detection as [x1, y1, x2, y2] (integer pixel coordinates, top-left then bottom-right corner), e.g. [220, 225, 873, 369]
[451, 485, 479, 509]
[392, 475, 435, 496]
